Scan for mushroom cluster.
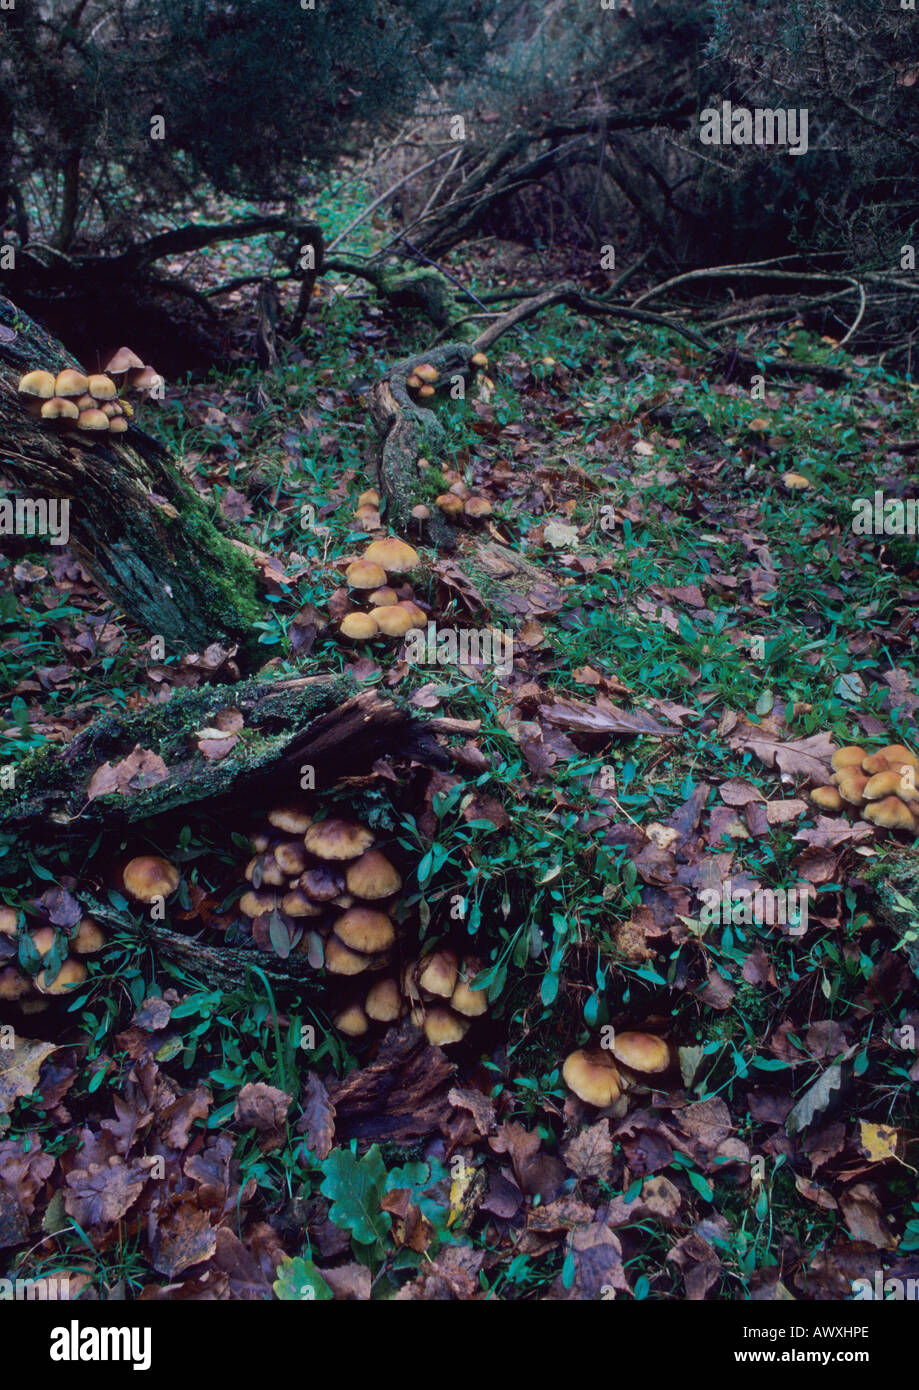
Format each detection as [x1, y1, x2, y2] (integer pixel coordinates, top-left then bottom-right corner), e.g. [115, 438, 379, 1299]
[239, 807, 488, 1046]
[431, 467, 493, 526]
[0, 903, 105, 1012]
[563, 1032, 671, 1109]
[405, 361, 441, 400]
[338, 535, 427, 645]
[812, 742, 919, 836]
[17, 347, 163, 435]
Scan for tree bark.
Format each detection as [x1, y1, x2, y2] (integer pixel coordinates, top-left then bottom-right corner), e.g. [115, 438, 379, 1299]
[0, 294, 264, 662]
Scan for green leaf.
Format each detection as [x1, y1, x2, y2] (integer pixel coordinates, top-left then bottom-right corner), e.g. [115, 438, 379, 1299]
[319, 1144, 391, 1245]
[687, 1169, 713, 1202]
[273, 1256, 333, 1301]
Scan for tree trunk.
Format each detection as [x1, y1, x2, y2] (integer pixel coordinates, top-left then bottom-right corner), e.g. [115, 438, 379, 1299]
[0, 294, 264, 663]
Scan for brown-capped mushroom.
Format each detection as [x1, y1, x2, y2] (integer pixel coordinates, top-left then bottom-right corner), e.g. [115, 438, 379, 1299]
[54, 369, 89, 398]
[41, 397, 80, 421]
[18, 369, 56, 398]
[418, 948, 458, 998]
[451, 960, 487, 1017]
[345, 849, 402, 900]
[611, 1031, 670, 1076]
[123, 856, 180, 902]
[72, 917, 106, 953]
[87, 374, 116, 400]
[240, 889, 277, 918]
[562, 1049, 621, 1106]
[104, 347, 145, 376]
[36, 958, 88, 995]
[334, 1002, 369, 1036]
[436, 493, 464, 518]
[369, 603, 417, 637]
[811, 785, 843, 812]
[345, 559, 387, 591]
[280, 889, 322, 918]
[325, 936, 373, 975]
[863, 797, 916, 832]
[419, 1004, 469, 1046]
[333, 906, 395, 954]
[77, 408, 109, 432]
[340, 611, 379, 642]
[267, 805, 312, 835]
[464, 497, 492, 520]
[274, 841, 309, 876]
[831, 745, 868, 773]
[365, 977, 401, 1023]
[363, 537, 420, 574]
[305, 819, 374, 861]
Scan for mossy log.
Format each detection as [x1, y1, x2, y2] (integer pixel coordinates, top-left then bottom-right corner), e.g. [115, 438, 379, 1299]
[0, 677, 446, 869]
[0, 294, 263, 663]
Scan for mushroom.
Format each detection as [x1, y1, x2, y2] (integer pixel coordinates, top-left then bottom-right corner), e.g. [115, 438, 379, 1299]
[863, 797, 916, 832]
[0, 905, 19, 936]
[246, 853, 285, 887]
[861, 753, 892, 776]
[332, 906, 395, 954]
[418, 948, 458, 998]
[305, 819, 374, 861]
[562, 1049, 622, 1106]
[297, 864, 345, 901]
[36, 958, 88, 995]
[464, 497, 492, 521]
[0, 967, 31, 1001]
[880, 744, 919, 770]
[104, 347, 145, 376]
[267, 805, 312, 835]
[123, 855, 180, 902]
[415, 364, 439, 383]
[363, 537, 420, 574]
[410, 505, 430, 524]
[108, 416, 129, 434]
[831, 745, 868, 773]
[240, 889, 277, 918]
[450, 960, 488, 1017]
[365, 977, 402, 1023]
[865, 770, 919, 802]
[274, 841, 309, 876]
[40, 397, 80, 421]
[130, 366, 164, 393]
[340, 611, 379, 642]
[334, 1002, 369, 1036]
[18, 369, 56, 399]
[836, 771, 868, 805]
[87, 374, 116, 400]
[345, 559, 387, 591]
[54, 370, 90, 398]
[357, 489, 381, 508]
[325, 935, 373, 975]
[72, 917, 106, 953]
[367, 586, 399, 607]
[436, 493, 464, 519]
[345, 849, 402, 900]
[29, 926, 57, 957]
[811, 785, 843, 812]
[419, 1005, 469, 1046]
[77, 408, 110, 432]
[369, 603, 418, 637]
[611, 1031, 670, 1077]
[281, 889, 323, 918]
[470, 352, 488, 369]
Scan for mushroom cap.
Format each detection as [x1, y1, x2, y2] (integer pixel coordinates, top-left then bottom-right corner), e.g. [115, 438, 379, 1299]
[267, 805, 312, 835]
[399, 601, 428, 626]
[451, 962, 488, 1017]
[410, 504, 430, 521]
[305, 818, 374, 861]
[831, 745, 868, 773]
[861, 753, 891, 775]
[367, 586, 399, 607]
[30, 926, 57, 957]
[281, 889, 323, 918]
[611, 1031, 670, 1075]
[41, 396, 80, 420]
[880, 744, 919, 768]
[77, 408, 110, 431]
[863, 796, 916, 831]
[72, 917, 106, 953]
[418, 948, 459, 998]
[37, 958, 88, 995]
[363, 537, 420, 574]
[123, 855, 180, 902]
[247, 853, 285, 887]
[421, 1005, 469, 1046]
[370, 603, 418, 637]
[811, 785, 843, 812]
[357, 488, 381, 508]
[464, 497, 493, 519]
[87, 373, 116, 400]
[865, 769, 919, 802]
[18, 369, 56, 398]
[334, 1002, 369, 1036]
[365, 977, 401, 1023]
[54, 370, 89, 398]
[345, 849, 402, 900]
[297, 864, 345, 901]
[353, 504, 381, 525]
[470, 351, 488, 368]
[0, 905, 19, 936]
[436, 493, 464, 516]
[836, 771, 869, 805]
[449, 480, 470, 499]
[325, 935, 372, 975]
[130, 366, 164, 391]
[0, 967, 31, 1000]
[274, 841, 309, 875]
[562, 1049, 622, 1106]
[104, 347, 145, 375]
[415, 363, 439, 383]
[240, 889, 277, 918]
[333, 906, 395, 954]
[340, 611, 379, 641]
[345, 559, 388, 590]
[783, 472, 813, 491]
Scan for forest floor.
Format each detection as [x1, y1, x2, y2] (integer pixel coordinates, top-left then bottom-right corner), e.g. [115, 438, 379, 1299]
[1, 204, 918, 1301]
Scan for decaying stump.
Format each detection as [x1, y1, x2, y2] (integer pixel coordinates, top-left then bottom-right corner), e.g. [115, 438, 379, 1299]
[0, 295, 263, 661]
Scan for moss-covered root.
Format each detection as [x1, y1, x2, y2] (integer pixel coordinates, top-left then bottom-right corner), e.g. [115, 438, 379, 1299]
[369, 343, 480, 549]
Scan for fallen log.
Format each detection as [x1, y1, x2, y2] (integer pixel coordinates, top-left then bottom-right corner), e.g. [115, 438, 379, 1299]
[0, 295, 264, 662]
